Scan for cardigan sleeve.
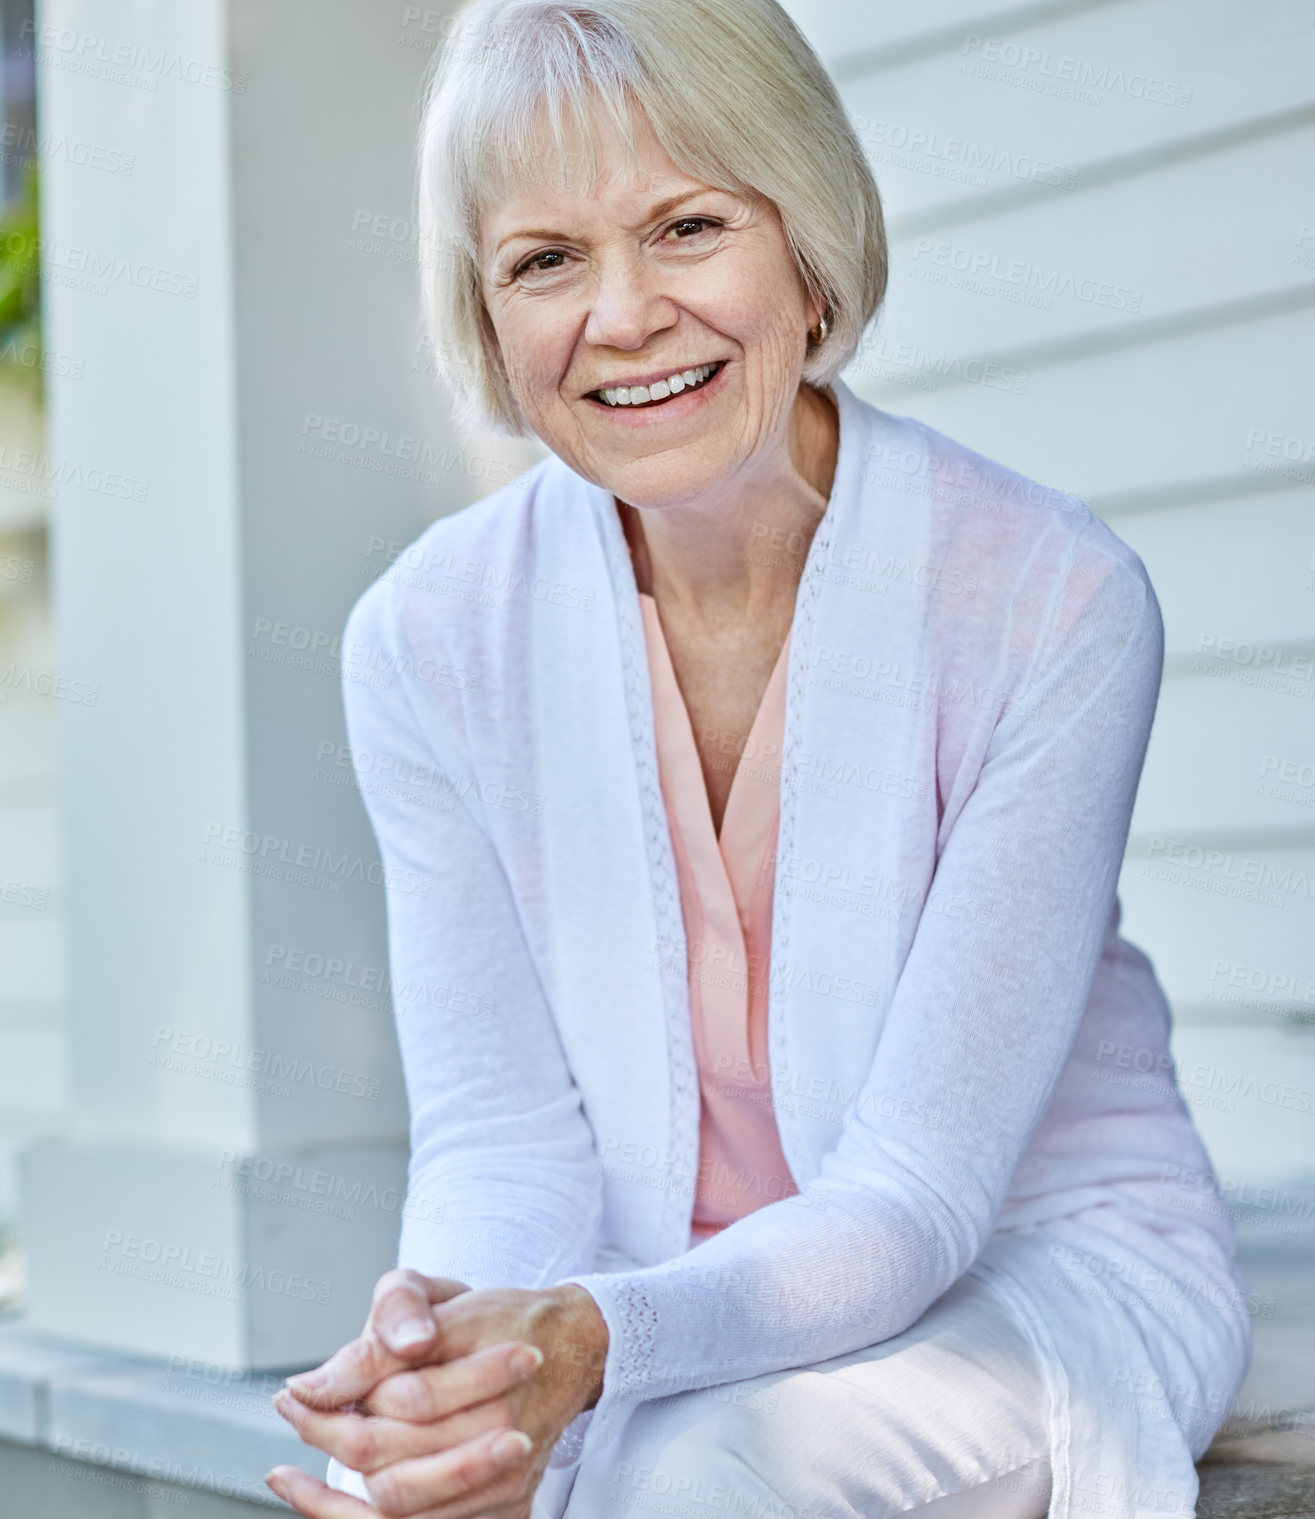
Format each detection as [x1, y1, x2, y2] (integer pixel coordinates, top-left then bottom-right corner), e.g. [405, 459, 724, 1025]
[339, 577, 605, 1300]
[556, 545, 1165, 1463]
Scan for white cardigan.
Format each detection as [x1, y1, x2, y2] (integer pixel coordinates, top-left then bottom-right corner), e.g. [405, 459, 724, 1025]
[330, 379, 1251, 1519]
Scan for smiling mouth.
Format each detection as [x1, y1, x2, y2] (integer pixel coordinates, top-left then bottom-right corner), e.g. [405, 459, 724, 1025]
[589, 361, 726, 409]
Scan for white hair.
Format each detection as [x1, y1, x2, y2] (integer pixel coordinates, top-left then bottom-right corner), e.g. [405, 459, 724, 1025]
[415, 0, 887, 438]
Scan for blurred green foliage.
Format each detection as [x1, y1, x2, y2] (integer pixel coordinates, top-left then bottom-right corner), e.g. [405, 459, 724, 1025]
[0, 160, 41, 397]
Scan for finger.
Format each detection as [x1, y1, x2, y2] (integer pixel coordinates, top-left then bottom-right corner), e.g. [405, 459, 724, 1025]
[364, 1426, 535, 1519]
[364, 1341, 543, 1422]
[284, 1328, 402, 1410]
[274, 1388, 444, 1473]
[285, 1273, 470, 1407]
[265, 1464, 378, 1517]
[370, 1268, 470, 1356]
[273, 1383, 507, 1475]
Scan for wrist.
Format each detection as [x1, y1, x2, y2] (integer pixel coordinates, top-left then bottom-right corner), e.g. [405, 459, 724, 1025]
[540, 1283, 609, 1411]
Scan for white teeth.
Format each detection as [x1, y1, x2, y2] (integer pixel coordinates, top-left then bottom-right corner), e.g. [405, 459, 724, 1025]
[597, 362, 719, 407]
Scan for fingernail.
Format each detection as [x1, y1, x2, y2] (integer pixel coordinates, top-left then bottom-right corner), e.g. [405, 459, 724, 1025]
[285, 1370, 324, 1394]
[510, 1344, 544, 1377]
[491, 1430, 534, 1466]
[387, 1317, 435, 1350]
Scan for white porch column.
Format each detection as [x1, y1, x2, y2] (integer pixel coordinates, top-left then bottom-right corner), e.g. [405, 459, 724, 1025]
[19, 0, 483, 1370]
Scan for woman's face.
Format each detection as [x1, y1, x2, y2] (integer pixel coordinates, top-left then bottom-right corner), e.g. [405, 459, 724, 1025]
[477, 105, 824, 511]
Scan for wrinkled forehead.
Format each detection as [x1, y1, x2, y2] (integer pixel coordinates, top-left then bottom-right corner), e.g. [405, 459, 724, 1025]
[470, 90, 742, 260]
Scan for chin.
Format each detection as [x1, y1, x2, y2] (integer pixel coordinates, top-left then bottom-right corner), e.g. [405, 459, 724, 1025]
[596, 452, 736, 512]
[607, 474, 721, 514]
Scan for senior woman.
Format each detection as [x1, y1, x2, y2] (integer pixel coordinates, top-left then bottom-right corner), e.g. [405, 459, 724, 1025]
[266, 2, 1251, 1517]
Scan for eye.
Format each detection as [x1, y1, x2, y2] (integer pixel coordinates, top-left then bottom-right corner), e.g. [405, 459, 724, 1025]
[513, 249, 568, 279]
[664, 216, 720, 242]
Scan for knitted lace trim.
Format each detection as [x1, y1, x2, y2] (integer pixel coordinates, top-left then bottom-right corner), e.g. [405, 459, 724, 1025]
[595, 489, 700, 1256]
[769, 405, 842, 1182]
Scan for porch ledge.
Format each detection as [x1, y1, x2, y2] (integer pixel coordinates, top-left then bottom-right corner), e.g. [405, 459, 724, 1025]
[0, 1314, 321, 1508]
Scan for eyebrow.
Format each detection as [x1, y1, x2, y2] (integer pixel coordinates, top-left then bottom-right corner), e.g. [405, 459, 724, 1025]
[492, 189, 722, 258]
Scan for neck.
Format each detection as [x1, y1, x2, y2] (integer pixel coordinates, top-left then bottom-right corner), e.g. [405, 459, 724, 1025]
[619, 382, 839, 626]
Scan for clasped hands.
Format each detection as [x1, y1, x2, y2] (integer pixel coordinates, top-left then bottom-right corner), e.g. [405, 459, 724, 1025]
[267, 1270, 609, 1518]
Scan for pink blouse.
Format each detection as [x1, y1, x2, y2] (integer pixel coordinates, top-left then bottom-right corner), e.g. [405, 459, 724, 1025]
[637, 592, 800, 1245]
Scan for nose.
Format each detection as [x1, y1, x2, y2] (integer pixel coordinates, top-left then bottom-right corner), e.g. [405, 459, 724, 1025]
[583, 255, 679, 352]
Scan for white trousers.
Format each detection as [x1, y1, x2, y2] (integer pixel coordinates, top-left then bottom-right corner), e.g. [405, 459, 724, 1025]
[330, 1270, 1052, 1519]
[535, 1269, 1052, 1519]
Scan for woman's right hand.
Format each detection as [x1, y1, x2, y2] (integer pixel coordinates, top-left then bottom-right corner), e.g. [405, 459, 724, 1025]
[285, 1268, 476, 1406]
[269, 1269, 607, 1517]
[270, 1268, 545, 1511]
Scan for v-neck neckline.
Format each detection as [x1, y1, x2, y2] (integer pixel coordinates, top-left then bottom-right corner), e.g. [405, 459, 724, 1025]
[637, 590, 789, 853]
[608, 379, 846, 868]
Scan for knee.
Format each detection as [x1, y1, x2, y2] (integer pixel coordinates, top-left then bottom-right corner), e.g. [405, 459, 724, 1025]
[610, 1399, 730, 1504]
[586, 1382, 781, 1508]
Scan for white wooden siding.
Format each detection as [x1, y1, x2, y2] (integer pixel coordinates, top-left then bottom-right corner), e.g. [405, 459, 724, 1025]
[782, 0, 1315, 1189]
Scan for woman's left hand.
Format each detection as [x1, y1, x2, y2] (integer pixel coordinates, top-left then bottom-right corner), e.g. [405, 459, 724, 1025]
[266, 1279, 609, 1517]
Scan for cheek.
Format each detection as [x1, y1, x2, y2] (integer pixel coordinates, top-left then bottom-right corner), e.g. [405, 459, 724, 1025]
[498, 322, 570, 406]
[709, 256, 809, 354]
